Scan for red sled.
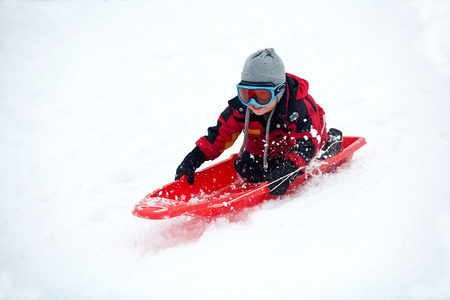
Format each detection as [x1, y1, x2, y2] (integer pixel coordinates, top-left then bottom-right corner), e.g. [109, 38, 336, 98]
[132, 136, 366, 220]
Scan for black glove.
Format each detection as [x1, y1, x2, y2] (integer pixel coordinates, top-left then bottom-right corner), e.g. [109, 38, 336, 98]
[266, 159, 300, 196]
[175, 146, 206, 185]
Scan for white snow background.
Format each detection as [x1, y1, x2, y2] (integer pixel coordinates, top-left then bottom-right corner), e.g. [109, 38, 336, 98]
[1, 0, 450, 299]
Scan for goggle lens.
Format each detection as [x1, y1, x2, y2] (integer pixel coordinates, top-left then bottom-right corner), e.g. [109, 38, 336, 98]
[238, 88, 273, 105]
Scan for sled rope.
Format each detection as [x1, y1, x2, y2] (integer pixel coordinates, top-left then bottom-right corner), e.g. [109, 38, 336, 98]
[224, 160, 323, 205]
[226, 153, 328, 206]
[267, 120, 332, 193]
[266, 156, 328, 193]
[233, 137, 343, 202]
[235, 113, 332, 198]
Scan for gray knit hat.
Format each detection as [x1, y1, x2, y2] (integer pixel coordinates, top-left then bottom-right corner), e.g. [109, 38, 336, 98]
[241, 48, 286, 85]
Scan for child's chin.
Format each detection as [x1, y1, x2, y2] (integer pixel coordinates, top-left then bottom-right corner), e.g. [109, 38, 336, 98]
[250, 106, 266, 115]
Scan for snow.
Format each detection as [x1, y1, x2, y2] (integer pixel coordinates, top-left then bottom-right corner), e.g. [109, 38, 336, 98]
[1, 0, 449, 299]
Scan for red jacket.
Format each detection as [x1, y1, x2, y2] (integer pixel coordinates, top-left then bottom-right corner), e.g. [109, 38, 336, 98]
[196, 73, 327, 169]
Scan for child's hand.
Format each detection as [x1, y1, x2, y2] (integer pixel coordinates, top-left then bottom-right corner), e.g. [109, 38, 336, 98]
[266, 159, 299, 196]
[175, 146, 206, 185]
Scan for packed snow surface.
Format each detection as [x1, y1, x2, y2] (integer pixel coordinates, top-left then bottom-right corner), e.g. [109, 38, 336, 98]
[1, 1, 450, 299]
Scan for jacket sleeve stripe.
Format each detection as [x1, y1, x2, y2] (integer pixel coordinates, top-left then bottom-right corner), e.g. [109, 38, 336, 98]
[196, 106, 243, 160]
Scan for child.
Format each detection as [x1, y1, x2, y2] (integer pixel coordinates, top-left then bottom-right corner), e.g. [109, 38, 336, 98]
[175, 48, 340, 196]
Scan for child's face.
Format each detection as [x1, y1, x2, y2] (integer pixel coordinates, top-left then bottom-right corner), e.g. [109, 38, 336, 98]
[248, 97, 278, 115]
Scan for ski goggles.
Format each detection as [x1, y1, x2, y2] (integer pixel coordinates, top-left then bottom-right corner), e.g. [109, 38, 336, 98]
[236, 81, 286, 107]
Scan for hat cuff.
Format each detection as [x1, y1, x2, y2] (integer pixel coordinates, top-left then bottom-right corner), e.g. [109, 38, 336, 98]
[241, 73, 285, 85]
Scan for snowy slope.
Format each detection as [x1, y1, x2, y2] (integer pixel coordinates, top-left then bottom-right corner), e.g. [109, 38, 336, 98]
[1, 0, 449, 299]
